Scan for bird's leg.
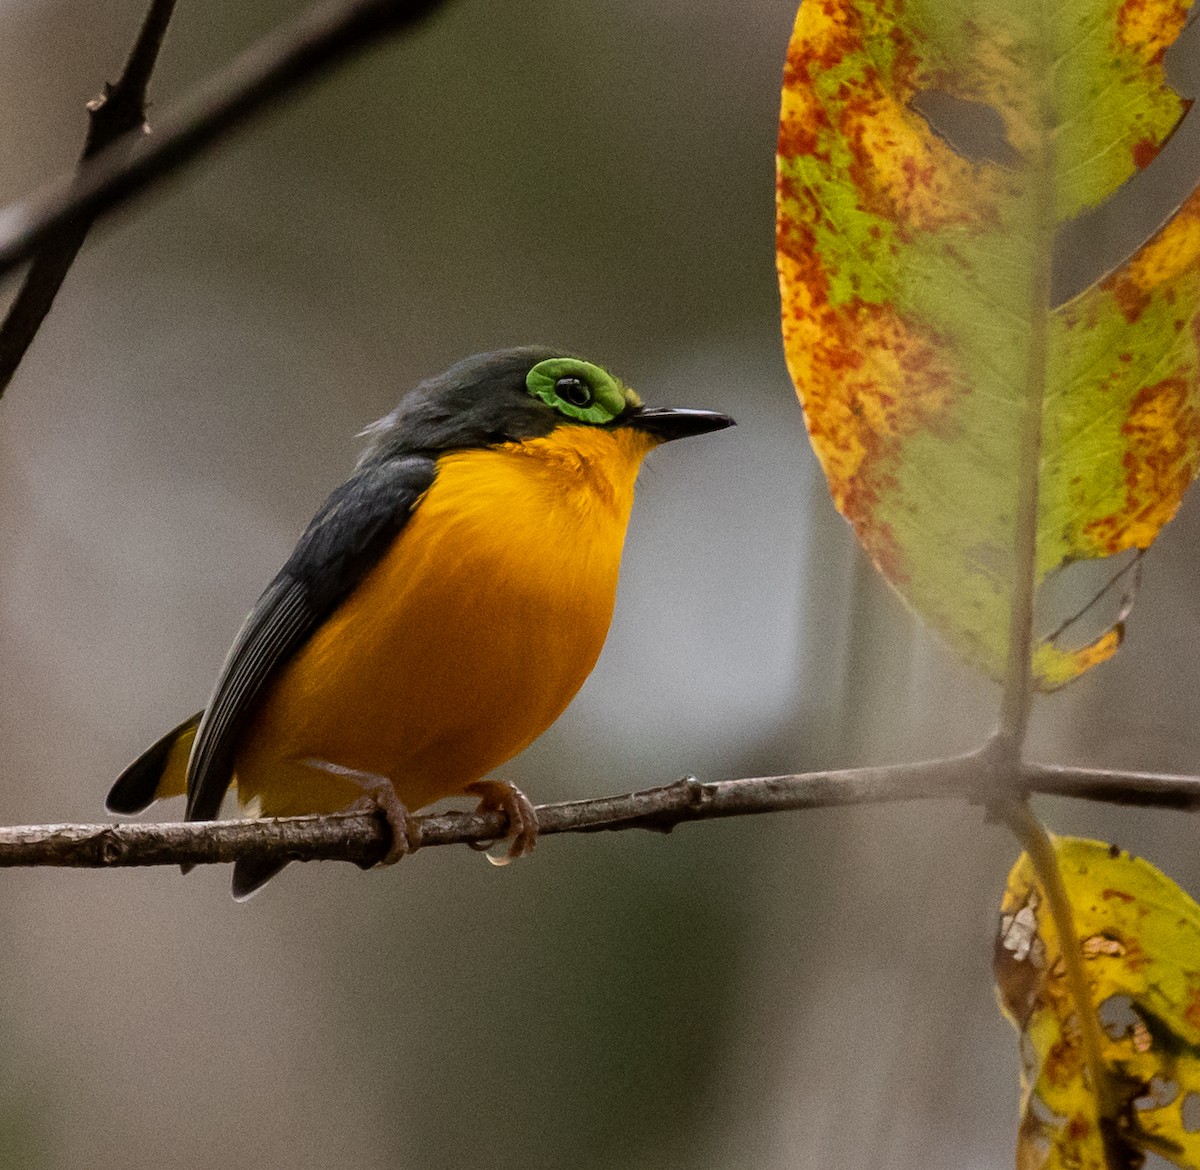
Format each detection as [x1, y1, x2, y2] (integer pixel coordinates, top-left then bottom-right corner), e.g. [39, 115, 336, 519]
[362, 780, 421, 867]
[464, 779, 539, 860]
[299, 758, 418, 866]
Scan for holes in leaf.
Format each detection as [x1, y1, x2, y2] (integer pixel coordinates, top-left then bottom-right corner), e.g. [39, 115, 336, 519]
[1099, 994, 1141, 1040]
[1181, 1091, 1200, 1133]
[994, 896, 1045, 1029]
[1035, 550, 1142, 651]
[910, 89, 1020, 167]
[999, 900, 1042, 964]
[1028, 1092, 1067, 1128]
[1165, 7, 1200, 96]
[1082, 933, 1126, 959]
[1134, 1075, 1178, 1111]
[1098, 995, 1159, 1067]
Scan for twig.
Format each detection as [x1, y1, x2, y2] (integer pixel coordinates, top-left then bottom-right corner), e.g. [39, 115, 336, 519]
[2, 754, 1199, 871]
[1020, 761, 1200, 808]
[0, 0, 451, 283]
[0, 0, 178, 401]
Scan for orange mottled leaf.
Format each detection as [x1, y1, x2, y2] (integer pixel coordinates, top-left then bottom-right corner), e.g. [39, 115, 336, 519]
[777, 0, 1199, 687]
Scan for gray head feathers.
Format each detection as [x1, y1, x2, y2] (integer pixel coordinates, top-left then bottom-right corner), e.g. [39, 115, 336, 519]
[357, 347, 576, 467]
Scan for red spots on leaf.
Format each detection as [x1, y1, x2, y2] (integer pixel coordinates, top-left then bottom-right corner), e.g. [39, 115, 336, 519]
[1184, 981, 1200, 1033]
[1116, 376, 1200, 545]
[856, 516, 908, 585]
[1081, 514, 1120, 553]
[1081, 375, 1200, 556]
[1102, 888, 1137, 903]
[776, 201, 830, 317]
[1103, 268, 1153, 324]
[1042, 1036, 1079, 1087]
[1117, 0, 1189, 66]
[1123, 936, 1149, 973]
[790, 0, 868, 74]
[902, 154, 937, 191]
[778, 117, 823, 162]
[1132, 137, 1158, 169]
[887, 19, 922, 94]
[782, 290, 958, 591]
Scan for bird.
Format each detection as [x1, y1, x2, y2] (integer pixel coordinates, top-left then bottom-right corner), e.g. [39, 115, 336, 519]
[107, 347, 734, 898]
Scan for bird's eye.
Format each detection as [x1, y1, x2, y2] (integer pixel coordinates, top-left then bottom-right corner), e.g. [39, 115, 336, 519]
[555, 376, 593, 408]
[526, 357, 627, 424]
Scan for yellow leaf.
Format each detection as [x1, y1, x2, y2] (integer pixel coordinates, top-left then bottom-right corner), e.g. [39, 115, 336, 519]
[996, 838, 1200, 1168]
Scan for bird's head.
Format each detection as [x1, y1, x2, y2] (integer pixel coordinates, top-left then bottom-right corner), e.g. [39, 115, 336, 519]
[357, 347, 734, 465]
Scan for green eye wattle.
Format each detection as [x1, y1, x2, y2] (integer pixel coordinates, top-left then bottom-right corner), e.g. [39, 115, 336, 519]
[526, 358, 628, 424]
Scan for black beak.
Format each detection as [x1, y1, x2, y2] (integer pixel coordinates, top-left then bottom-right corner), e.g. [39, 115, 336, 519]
[627, 406, 736, 442]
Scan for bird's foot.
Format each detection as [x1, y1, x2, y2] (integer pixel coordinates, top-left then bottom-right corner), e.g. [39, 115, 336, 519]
[302, 758, 419, 868]
[357, 782, 420, 867]
[464, 779, 538, 864]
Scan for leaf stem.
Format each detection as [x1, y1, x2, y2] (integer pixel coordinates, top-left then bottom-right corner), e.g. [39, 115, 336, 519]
[995, 798, 1119, 1153]
[1000, 261, 1050, 737]
[999, 12, 1059, 751]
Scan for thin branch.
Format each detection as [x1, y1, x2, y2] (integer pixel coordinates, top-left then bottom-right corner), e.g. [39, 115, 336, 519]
[2, 754, 1199, 871]
[0, 0, 178, 401]
[1021, 761, 1200, 809]
[0, 0, 452, 283]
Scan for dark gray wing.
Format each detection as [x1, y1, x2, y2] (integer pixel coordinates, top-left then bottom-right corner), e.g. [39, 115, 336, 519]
[185, 454, 437, 822]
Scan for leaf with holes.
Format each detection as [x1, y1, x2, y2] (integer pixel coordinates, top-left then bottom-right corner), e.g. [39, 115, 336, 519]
[777, 0, 1200, 688]
[996, 838, 1200, 1169]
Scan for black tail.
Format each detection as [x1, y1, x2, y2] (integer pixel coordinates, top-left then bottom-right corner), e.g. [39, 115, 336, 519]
[231, 857, 291, 901]
[107, 712, 203, 814]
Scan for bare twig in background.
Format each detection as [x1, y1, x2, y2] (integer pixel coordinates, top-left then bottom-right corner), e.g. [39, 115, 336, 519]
[2, 756, 1198, 872]
[0, 0, 452, 283]
[0, 0, 178, 401]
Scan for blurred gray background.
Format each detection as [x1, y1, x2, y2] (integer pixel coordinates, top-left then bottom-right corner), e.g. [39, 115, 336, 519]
[0, 1, 1197, 1166]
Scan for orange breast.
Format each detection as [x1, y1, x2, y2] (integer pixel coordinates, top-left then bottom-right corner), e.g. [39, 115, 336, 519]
[231, 426, 657, 816]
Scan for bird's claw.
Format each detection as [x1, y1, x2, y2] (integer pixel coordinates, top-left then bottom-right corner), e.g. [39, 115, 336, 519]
[464, 779, 538, 862]
[358, 782, 419, 866]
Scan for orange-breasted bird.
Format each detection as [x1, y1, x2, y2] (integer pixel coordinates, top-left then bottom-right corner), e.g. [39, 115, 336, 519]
[107, 348, 734, 897]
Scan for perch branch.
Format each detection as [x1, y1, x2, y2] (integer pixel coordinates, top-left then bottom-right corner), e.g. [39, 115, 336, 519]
[2, 754, 1199, 871]
[0, 0, 178, 401]
[0, 0, 452, 282]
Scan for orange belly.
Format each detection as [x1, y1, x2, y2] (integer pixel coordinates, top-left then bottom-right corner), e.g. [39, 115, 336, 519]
[231, 427, 655, 816]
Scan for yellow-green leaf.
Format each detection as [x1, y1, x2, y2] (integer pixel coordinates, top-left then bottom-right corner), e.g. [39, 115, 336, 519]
[996, 837, 1200, 1169]
[777, 0, 1200, 688]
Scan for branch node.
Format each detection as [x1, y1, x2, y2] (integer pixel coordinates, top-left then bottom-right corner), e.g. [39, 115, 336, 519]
[99, 830, 123, 866]
[967, 735, 1030, 809]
